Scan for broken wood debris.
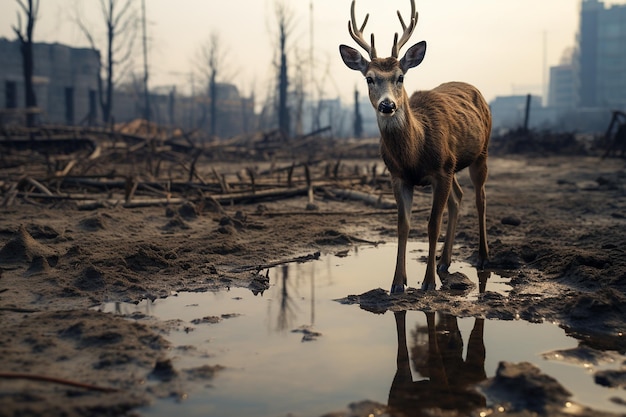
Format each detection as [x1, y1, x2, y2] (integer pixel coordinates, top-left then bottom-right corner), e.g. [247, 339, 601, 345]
[1, 125, 390, 210]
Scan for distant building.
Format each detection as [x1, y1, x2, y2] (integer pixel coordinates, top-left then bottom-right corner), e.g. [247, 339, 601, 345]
[112, 82, 256, 138]
[0, 38, 99, 125]
[489, 95, 542, 133]
[544, 0, 626, 132]
[0, 38, 256, 138]
[578, 0, 626, 109]
[548, 64, 577, 110]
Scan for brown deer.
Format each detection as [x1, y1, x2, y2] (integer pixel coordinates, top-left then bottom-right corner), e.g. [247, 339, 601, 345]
[339, 0, 491, 293]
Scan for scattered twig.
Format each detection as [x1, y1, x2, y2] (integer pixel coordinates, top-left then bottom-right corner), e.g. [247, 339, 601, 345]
[0, 372, 120, 393]
[25, 177, 53, 196]
[229, 252, 322, 273]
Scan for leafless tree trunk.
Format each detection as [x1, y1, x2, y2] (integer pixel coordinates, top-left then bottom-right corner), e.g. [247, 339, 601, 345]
[13, 0, 39, 128]
[292, 49, 306, 137]
[354, 87, 363, 138]
[197, 32, 233, 138]
[140, 0, 150, 123]
[275, 1, 294, 140]
[75, 0, 137, 127]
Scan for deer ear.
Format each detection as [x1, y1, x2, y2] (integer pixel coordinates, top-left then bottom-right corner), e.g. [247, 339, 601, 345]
[340, 45, 369, 75]
[400, 41, 426, 72]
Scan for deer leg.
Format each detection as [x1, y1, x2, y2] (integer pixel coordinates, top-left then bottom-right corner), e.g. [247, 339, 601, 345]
[388, 311, 413, 409]
[438, 175, 463, 272]
[469, 158, 489, 268]
[391, 179, 413, 294]
[423, 177, 452, 290]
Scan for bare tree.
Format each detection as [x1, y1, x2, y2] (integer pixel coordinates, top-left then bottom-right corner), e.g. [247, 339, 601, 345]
[197, 32, 230, 138]
[274, 1, 294, 140]
[76, 0, 137, 126]
[13, 0, 39, 127]
[292, 48, 306, 136]
[353, 86, 363, 139]
[140, 0, 150, 122]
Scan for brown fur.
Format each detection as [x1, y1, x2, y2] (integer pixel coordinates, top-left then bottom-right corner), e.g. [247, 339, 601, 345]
[377, 78, 492, 291]
[340, 0, 491, 292]
[381, 82, 491, 186]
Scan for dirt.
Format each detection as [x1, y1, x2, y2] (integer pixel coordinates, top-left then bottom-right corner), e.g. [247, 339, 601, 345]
[1, 155, 626, 416]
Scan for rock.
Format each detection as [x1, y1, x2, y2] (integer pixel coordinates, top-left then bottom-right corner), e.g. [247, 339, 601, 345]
[595, 369, 626, 389]
[479, 361, 571, 414]
[501, 215, 522, 226]
[150, 358, 178, 382]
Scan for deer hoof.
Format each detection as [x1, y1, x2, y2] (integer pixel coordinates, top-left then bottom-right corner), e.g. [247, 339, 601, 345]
[390, 284, 405, 294]
[421, 281, 436, 291]
[437, 263, 450, 273]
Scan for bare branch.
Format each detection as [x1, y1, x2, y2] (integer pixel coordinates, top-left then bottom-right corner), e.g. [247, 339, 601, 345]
[32, 0, 40, 21]
[12, 11, 24, 41]
[113, 0, 133, 28]
[75, 18, 98, 50]
[15, 0, 28, 15]
[99, 0, 110, 26]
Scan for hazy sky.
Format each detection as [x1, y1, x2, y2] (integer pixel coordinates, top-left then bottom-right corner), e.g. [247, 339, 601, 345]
[1, 0, 625, 105]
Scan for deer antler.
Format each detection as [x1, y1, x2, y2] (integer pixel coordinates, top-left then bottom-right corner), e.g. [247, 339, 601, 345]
[391, 0, 418, 58]
[348, 0, 377, 59]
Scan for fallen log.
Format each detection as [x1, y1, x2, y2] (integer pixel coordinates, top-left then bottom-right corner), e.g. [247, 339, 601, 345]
[250, 209, 398, 217]
[329, 188, 396, 209]
[72, 186, 312, 210]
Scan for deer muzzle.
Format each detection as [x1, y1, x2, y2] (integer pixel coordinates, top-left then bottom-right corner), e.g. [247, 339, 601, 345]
[378, 99, 397, 115]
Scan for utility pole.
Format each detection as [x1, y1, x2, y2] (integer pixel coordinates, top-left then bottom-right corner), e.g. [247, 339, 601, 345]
[309, 0, 316, 132]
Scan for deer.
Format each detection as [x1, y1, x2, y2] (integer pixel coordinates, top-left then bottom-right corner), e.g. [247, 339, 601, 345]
[339, 0, 491, 293]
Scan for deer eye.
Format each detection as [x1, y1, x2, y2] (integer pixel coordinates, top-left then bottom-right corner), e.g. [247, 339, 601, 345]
[397, 75, 404, 84]
[366, 76, 374, 85]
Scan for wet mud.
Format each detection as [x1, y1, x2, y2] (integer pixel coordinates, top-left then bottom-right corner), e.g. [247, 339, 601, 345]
[0, 155, 625, 416]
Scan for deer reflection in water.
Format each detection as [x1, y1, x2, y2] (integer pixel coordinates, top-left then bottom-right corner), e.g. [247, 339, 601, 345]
[388, 310, 486, 416]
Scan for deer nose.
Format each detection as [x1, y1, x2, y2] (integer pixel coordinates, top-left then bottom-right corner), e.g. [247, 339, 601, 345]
[378, 100, 396, 114]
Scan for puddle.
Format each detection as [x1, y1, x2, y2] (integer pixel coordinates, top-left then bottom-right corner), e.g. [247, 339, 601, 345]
[95, 243, 626, 416]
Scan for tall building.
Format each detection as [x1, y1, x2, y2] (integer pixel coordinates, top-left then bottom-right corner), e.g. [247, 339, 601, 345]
[548, 65, 576, 110]
[578, 0, 626, 109]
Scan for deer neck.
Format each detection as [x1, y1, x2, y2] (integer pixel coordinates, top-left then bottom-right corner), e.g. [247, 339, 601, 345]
[377, 93, 424, 175]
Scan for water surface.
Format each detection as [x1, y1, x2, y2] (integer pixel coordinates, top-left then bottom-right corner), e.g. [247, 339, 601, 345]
[96, 244, 625, 416]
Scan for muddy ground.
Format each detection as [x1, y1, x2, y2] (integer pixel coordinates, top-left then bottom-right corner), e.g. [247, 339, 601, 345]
[0, 154, 625, 416]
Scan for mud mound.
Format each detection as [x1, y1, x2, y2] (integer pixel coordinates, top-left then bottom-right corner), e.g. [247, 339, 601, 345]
[78, 214, 108, 231]
[162, 215, 190, 231]
[74, 265, 107, 291]
[165, 202, 200, 220]
[124, 245, 173, 272]
[0, 225, 58, 267]
[177, 202, 199, 220]
[24, 255, 53, 277]
[27, 224, 60, 239]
